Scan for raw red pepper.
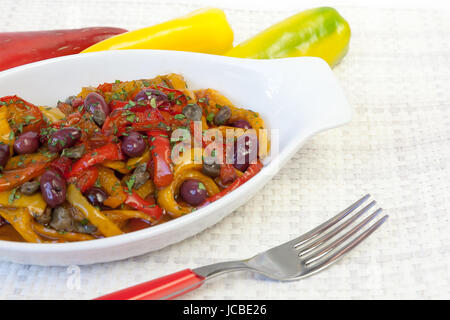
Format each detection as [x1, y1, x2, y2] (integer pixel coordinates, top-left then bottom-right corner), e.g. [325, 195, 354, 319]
[147, 130, 173, 188]
[69, 166, 99, 193]
[202, 161, 263, 205]
[67, 143, 124, 178]
[0, 27, 127, 72]
[124, 191, 163, 220]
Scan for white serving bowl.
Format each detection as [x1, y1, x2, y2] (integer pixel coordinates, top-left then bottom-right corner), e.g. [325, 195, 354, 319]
[0, 50, 351, 265]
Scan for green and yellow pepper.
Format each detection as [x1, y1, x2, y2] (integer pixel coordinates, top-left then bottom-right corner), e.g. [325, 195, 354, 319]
[225, 7, 351, 67]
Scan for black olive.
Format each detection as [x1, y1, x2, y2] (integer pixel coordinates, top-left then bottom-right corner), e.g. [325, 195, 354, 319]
[182, 103, 203, 121]
[47, 127, 81, 153]
[20, 180, 40, 195]
[213, 106, 232, 125]
[13, 131, 40, 155]
[40, 169, 67, 208]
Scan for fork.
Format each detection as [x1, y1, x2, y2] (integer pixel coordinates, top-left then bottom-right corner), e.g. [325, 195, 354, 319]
[95, 194, 388, 300]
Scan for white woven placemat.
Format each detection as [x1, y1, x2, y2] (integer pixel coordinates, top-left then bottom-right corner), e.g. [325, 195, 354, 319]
[0, 0, 449, 299]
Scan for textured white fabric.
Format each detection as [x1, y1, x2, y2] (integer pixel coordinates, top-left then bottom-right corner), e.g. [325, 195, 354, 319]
[0, 0, 449, 299]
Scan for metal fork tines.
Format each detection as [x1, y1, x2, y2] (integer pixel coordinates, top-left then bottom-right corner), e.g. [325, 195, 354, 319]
[195, 194, 388, 281]
[290, 194, 388, 278]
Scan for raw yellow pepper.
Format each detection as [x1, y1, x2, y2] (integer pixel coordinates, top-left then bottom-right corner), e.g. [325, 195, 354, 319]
[225, 7, 351, 67]
[82, 8, 234, 54]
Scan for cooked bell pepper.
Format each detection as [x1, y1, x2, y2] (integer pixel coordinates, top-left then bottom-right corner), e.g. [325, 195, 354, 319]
[134, 179, 155, 199]
[0, 105, 13, 151]
[5, 152, 54, 171]
[147, 130, 173, 188]
[32, 221, 96, 242]
[38, 106, 66, 123]
[220, 163, 238, 185]
[102, 103, 165, 135]
[0, 96, 44, 134]
[81, 8, 233, 55]
[102, 209, 153, 224]
[202, 161, 263, 205]
[124, 191, 163, 221]
[97, 166, 127, 208]
[49, 156, 72, 177]
[68, 143, 124, 178]
[66, 184, 123, 237]
[0, 208, 43, 243]
[225, 7, 351, 67]
[0, 189, 47, 214]
[0, 154, 56, 192]
[157, 169, 220, 218]
[69, 166, 98, 193]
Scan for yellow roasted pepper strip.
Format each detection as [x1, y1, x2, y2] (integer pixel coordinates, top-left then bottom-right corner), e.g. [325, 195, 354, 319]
[5, 152, 55, 171]
[66, 184, 123, 237]
[32, 221, 95, 242]
[134, 179, 155, 199]
[214, 126, 270, 159]
[158, 169, 220, 218]
[195, 89, 266, 131]
[0, 208, 43, 243]
[82, 8, 233, 55]
[102, 160, 130, 174]
[97, 166, 127, 208]
[0, 105, 14, 153]
[126, 150, 151, 168]
[0, 190, 46, 215]
[38, 106, 66, 123]
[102, 150, 151, 174]
[102, 210, 152, 224]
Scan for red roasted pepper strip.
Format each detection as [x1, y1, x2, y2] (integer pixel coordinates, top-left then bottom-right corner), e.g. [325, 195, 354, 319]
[102, 104, 165, 135]
[202, 161, 263, 205]
[69, 166, 99, 193]
[50, 156, 72, 178]
[0, 96, 44, 134]
[0, 160, 55, 192]
[147, 130, 173, 188]
[67, 143, 124, 178]
[124, 191, 163, 221]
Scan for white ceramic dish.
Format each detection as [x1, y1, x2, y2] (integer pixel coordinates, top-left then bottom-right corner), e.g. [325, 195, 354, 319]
[0, 50, 351, 266]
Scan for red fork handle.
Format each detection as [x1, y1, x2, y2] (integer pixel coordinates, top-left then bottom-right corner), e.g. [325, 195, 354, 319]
[94, 269, 205, 300]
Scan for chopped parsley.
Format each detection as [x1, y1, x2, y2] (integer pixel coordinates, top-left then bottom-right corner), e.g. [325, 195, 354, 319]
[206, 112, 215, 122]
[198, 182, 206, 191]
[125, 176, 136, 192]
[8, 188, 20, 204]
[174, 114, 186, 120]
